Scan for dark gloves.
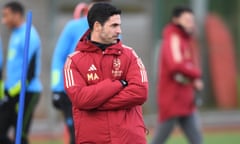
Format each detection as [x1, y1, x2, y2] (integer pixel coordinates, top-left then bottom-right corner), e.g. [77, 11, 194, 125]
[0, 95, 9, 108]
[120, 80, 128, 87]
[52, 92, 72, 110]
[0, 91, 19, 110]
[52, 92, 63, 110]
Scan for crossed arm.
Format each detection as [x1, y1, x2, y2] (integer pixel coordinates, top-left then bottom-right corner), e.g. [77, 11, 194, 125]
[64, 51, 148, 111]
[164, 34, 201, 80]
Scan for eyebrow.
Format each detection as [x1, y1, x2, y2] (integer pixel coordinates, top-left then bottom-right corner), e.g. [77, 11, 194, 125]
[111, 23, 121, 26]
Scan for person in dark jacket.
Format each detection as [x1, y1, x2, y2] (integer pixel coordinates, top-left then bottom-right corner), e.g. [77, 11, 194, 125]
[151, 6, 203, 144]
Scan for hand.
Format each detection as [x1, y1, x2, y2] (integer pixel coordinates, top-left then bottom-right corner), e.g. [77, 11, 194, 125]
[194, 79, 204, 91]
[52, 92, 62, 110]
[52, 92, 71, 110]
[0, 95, 9, 107]
[174, 73, 191, 84]
[0, 94, 17, 110]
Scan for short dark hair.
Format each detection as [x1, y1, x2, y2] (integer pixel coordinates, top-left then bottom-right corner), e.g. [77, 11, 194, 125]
[87, 3, 121, 30]
[4, 1, 25, 16]
[172, 6, 193, 18]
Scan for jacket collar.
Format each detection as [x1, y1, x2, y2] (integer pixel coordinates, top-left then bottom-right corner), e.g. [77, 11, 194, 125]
[76, 29, 123, 55]
[163, 23, 190, 39]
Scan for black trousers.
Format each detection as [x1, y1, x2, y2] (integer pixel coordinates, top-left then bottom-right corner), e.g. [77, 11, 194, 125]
[0, 92, 40, 144]
[53, 92, 75, 144]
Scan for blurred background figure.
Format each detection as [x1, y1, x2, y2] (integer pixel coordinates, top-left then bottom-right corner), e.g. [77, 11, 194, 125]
[0, 1, 42, 144]
[151, 6, 203, 144]
[51, 0, 111, 143]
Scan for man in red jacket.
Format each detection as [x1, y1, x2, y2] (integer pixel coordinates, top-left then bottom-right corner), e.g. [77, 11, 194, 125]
[63, 3, 148, 144]
[151, 6, 203, 144]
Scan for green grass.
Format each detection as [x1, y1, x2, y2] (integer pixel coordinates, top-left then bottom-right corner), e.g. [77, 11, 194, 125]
[31, 131, 240, 144]
[32, 140, 63, 144]
[151, 131, 240, 144]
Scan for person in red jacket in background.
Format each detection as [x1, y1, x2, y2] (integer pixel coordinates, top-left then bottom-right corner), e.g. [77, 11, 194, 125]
[63, 3, 148, 144]
[151, 6, 203, 144]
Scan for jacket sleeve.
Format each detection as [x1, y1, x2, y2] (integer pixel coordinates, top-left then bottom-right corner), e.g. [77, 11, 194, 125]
[0, 38, 3, 99]
[164, 34, 201, 79]
[0, 38, 3, 75]
[51, 23, 72, 92]
[64, 56, 123, 110]
[7, 29, 41, 97]
[27, 29, 41, 83]
[97, 50, 148, 110]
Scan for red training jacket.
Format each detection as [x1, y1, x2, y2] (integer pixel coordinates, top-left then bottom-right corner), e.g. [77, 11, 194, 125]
[64, 30, 148, 144]
[157, 23, 201, 122]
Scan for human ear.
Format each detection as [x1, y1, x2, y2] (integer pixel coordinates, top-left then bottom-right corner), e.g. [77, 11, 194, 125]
[94, 21, 102, 32]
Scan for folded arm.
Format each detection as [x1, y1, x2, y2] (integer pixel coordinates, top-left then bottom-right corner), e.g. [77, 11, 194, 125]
[165, 34, 201, 79]
[64, 56, 123, 110]
[98, 50, 148, 110]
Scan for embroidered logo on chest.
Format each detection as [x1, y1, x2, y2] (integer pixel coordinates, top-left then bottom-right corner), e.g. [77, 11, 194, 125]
[87, 64, 99, 81]
[112, 58, 123, 77]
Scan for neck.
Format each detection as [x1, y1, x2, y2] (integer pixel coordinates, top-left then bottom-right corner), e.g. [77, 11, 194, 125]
[90, 33, 113, 51]
[173, 23, 190, 36]
[90, 31, 110, 45]
[14, 19, 24, 29]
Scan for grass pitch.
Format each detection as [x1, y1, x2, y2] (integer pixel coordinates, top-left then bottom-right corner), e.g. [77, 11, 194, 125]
[31, 130, 240, 144]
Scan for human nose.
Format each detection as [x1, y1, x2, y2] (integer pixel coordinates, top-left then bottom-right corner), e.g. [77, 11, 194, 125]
[116, 26, 121, 34]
